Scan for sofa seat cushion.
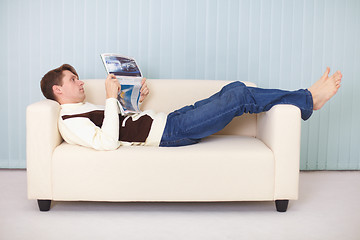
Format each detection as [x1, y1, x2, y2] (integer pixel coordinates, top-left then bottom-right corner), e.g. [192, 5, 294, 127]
[52, 135, 275, 201]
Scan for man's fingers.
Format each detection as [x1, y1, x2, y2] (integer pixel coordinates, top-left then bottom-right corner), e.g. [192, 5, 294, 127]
[139, 78, 149, 103]
[141, 88, 149, 96]
[106, 74, 117, 81]
[140, 83, 147, 92]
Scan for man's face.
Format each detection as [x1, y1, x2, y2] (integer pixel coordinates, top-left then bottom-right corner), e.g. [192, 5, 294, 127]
[55, 70, 85, 104]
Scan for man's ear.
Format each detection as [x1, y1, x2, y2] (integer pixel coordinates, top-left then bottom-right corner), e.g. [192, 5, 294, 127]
[52, 85, 62, 96]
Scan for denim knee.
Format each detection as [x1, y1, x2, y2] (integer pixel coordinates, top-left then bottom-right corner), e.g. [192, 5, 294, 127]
[222, 81, 246, 92]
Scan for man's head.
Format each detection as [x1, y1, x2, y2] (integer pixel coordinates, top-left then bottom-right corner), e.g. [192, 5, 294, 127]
[40, 64, 85, 104]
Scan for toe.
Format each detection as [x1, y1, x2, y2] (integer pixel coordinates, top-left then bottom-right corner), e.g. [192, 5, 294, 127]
[326, 67, 330, 74]
[322, 67, 331, 79]
[331, 71, 341, 80]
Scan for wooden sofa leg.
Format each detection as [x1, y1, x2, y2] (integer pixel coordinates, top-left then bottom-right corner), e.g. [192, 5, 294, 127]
[37, 200, 52, 212]
[275, 200, 289, 212]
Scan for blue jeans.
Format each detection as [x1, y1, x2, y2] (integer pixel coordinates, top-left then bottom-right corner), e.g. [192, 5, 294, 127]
[159, 81, 313, 147]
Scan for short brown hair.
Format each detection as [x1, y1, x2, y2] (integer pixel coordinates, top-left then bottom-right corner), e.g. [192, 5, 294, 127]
[40, 64, 79, 101]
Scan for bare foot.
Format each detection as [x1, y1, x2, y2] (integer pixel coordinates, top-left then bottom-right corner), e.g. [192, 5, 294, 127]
[308, 67, 342, 110]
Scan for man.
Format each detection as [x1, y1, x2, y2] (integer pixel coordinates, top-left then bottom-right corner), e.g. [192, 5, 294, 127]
[40, 64, 342, 150]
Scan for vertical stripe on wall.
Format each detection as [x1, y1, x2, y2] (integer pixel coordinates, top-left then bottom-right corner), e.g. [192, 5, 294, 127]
[0, 0, 359, 169]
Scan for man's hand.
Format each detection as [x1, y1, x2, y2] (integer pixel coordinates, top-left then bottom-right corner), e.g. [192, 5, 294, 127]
[139, 77, 149, 103]
[105, 74, 121, 99]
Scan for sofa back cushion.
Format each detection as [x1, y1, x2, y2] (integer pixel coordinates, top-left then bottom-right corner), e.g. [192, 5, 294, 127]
[83, 79, 257, 137]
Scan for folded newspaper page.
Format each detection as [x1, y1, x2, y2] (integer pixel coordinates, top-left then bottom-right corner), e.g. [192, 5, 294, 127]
[100, 53, 143, 115]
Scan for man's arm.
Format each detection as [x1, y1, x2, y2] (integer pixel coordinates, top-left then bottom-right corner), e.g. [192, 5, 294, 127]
[100, 74, 122, 148]
[59, 98, 121, 150]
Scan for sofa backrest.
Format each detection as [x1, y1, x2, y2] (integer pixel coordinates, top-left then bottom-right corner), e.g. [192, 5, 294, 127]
[83, 79, 257, 137]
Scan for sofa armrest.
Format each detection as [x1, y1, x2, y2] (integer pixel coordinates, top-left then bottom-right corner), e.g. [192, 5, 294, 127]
[26, 99, 63, 199]
[256, 105, 301, 200]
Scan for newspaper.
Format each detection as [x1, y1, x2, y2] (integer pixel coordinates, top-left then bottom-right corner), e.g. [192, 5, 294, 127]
[100, 53, 143, 115]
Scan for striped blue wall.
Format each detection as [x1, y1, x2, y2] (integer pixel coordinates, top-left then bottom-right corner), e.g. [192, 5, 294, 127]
[0, 0, 359, 169]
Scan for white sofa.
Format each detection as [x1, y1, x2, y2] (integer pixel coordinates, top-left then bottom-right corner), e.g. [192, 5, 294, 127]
[26, 79, 301, 212]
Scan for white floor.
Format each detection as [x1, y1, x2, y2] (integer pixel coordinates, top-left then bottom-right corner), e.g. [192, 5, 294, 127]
[0, 170, 359, 240]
